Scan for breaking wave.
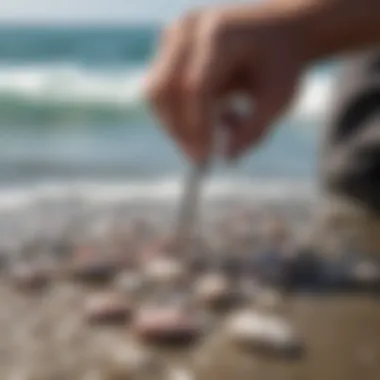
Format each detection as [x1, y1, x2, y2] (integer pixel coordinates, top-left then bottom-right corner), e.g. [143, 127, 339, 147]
[0, 63, 333, 126]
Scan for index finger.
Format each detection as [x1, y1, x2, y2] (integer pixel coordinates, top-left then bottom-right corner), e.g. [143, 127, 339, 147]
[145, 15, 197, 158]
[184, 21, 228, 164]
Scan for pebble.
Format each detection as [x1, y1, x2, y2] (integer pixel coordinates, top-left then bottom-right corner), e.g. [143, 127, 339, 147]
[168, 367, 194, 380]
[114, 271, 144, 296]
[10, 265, 51, 293]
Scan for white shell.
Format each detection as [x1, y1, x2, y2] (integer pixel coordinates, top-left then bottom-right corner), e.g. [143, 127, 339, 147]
[168, 367, 194, 380]
[195, 273, 229, 297]
[352, 261, 379, 282]
[227, 310, 298, 349]
[84, 292, 128, 316]
[144, 259, 185, 283]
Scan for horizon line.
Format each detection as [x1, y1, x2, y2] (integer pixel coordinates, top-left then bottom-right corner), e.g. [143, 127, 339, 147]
[0, 19, 165, 27]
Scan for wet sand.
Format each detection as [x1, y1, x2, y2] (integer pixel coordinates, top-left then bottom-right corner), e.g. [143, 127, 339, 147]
[0, 198, 378, 380]
[0, 281, 379, 380]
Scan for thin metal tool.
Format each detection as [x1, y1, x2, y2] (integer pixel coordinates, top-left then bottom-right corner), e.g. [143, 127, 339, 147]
[175, 161, 209, 241]
[174, 118, 228, 242]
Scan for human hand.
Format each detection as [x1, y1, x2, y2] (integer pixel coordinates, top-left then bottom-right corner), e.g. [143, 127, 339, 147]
[146, 2, 308, 164]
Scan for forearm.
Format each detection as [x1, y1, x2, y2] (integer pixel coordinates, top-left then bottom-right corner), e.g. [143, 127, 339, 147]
[216, 0, 380, 65]
[288, 0, 380, 63]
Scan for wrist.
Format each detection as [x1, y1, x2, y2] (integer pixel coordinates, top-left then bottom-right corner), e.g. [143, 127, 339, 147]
[262, 0, 334, 65]
[287, 0, 380, 64]
[215, 0, 329, 67]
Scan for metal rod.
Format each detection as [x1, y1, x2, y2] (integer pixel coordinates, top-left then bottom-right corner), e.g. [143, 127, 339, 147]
[174, 126, 226, 245]
[175, 161, 209, 242]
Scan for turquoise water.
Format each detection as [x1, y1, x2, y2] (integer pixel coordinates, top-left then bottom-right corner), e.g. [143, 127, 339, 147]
[0, 25, 335, 192]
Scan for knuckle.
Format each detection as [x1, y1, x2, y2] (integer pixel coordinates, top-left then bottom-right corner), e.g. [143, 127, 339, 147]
[145, 78, 171, 106]
[183, 75, 205, 97]
[160, 23, 179, 47]
[182, 9, 201, 27]
[201, 12, 226, 43]
[162, 10, 198, 45]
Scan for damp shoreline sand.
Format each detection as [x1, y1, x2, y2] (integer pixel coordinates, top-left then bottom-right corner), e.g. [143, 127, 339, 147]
[0, 196, 378, 380]
[0, 282, 379, 380]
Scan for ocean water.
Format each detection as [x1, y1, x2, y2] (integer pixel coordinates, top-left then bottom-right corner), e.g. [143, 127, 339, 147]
[0, 25, 338, 219]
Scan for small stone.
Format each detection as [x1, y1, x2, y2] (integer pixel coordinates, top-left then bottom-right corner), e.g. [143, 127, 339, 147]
[114, 271, 144, 295]
[11, 265, 51, 292]
[352, 261, 379, 282]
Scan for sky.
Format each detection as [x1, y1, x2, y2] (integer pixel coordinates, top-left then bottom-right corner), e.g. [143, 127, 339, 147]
[0, 0, 251, 23]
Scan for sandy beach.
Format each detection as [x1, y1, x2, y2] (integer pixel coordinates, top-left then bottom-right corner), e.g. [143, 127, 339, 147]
[0, 195, 378, 380]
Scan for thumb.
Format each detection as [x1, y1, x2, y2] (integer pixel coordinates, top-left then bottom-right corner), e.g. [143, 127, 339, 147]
[226, 70, 296, 160]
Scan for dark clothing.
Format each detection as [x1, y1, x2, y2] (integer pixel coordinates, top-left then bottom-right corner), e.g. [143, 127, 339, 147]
[321, 49, 380, 215]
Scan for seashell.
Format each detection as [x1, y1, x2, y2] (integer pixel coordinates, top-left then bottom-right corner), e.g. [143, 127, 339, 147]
[194, 273, 237, 310]
[68, 251, 120, 285]
[168, 366, 194, 380]
[133, 305, 203, 346]
[84, 291, 132, 325]
[143, 258, 186, 285]
[227, 310, 304, 358]
[351, 261, 379, 282]
[348, 261, 380, 291]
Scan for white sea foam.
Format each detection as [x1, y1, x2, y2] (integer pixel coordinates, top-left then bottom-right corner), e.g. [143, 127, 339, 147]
[0, 63, 145, 106]
[0, 63, 333, 121]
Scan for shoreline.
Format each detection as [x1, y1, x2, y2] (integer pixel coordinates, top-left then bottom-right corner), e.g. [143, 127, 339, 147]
[0, 186, 377, 379]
